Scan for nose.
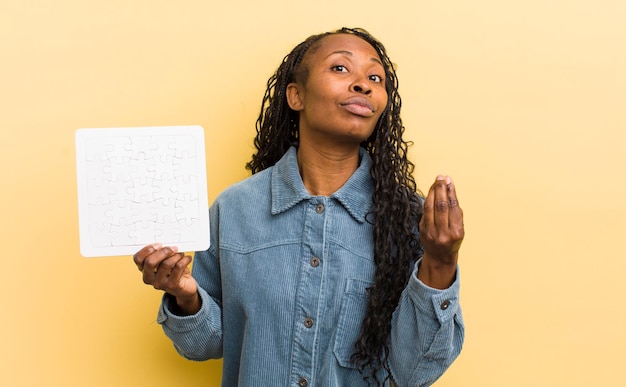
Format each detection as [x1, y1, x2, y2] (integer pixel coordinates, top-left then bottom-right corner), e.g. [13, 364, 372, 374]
[350, 77, 372, 95]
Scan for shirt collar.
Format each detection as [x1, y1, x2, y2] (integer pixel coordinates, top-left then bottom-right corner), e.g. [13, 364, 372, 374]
[271, 146, 373, 223]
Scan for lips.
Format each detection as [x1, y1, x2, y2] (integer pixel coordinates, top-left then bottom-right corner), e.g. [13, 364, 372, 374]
[339, 97, 376, 117]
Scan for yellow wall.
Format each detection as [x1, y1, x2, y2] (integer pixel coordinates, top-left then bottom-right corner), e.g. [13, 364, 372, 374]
[1, 1, 624, 386]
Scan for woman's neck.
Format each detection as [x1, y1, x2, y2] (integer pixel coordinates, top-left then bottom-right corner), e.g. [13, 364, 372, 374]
[296, 140, 361, 196]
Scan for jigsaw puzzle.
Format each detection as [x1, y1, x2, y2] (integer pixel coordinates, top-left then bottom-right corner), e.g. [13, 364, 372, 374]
[75, 126, 210, 257]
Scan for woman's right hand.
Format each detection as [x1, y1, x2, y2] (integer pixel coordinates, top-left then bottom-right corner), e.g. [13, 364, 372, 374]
[133, 244, 200, 315]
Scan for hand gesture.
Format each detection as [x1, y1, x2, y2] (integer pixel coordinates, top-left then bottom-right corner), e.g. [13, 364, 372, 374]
[418, 175, 465, 288]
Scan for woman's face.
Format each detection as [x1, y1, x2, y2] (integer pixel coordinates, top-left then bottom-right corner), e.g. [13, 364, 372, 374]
[287, 33, 388, 147]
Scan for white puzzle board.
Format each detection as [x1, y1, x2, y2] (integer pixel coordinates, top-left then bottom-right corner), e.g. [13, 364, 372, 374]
[75, 126, 210, 257]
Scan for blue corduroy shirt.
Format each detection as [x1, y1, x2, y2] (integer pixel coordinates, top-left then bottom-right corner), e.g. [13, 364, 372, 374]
[158, 146, 464, 386]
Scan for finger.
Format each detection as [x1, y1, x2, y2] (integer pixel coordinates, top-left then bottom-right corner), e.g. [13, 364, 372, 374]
[446, 177, 463, 227]
[432, 175, 450, 229]
[153, 253, 193, 293]
[152, 252, 185, 286]
[133, 243, 162, 271]
[142, 246, 179, 284]
[447, 178, 461, 217]
[420, 179, 437, 230]
[167, 254, 193, 284]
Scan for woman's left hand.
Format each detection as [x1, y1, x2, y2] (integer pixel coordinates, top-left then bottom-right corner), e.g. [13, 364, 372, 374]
[418, 175, 465, 289]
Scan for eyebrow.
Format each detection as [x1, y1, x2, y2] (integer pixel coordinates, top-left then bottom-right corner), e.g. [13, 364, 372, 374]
[327, 50, 383, 66]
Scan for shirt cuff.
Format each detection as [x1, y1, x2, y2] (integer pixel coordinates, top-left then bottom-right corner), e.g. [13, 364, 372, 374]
[408, 259, 461, 324]
[156, 286, 211, 332]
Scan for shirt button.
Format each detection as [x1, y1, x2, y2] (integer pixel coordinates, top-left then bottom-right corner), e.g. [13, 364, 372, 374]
[440, 299, 451, 310]
[298, 377, 308, 387]
[315, 203, 324, 213]
[310, 257, 320, 267]
[303, 317, 314, 328]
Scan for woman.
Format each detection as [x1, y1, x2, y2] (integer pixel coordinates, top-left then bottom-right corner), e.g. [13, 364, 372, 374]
[134, 27, 465, 386]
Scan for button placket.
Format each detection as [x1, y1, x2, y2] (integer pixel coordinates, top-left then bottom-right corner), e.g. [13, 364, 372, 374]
[291, 199, 325, 385]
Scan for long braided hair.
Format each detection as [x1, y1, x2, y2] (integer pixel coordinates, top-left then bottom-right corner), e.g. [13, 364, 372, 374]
[246, 27, 423, 385]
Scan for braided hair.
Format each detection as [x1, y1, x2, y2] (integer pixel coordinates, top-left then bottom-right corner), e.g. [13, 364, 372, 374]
[246, 27, 424, 386]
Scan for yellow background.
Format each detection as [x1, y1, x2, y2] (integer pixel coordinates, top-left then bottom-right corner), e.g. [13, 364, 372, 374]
[1, 0, 624, 386]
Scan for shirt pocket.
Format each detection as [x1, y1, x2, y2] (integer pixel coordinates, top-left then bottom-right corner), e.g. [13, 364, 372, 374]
[332, 277, 373, 369]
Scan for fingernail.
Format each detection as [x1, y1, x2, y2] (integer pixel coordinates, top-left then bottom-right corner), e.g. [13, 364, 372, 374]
[446, 176, 452, 185]
[152, 243, 162, 250]
[170, 246, 179, 253]
[436, 175, 445, 181]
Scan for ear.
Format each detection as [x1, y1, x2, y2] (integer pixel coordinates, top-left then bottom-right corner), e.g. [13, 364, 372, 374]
[286, 83, 304, 111]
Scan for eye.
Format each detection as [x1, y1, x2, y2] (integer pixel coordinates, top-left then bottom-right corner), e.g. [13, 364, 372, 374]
[369, 74, 383, 83]
[331, 65, 348, 72]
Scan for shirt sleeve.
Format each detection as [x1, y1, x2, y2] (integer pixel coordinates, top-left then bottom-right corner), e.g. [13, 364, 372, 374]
[156, 248, 224, 361]
[388, 259, 464, 386]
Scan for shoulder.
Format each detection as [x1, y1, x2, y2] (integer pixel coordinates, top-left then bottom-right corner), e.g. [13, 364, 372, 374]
[213, 167, 273, 207]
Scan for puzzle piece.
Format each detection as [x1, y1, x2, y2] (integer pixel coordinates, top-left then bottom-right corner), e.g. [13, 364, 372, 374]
[104, 156, 135, 182]
[85, 138, 113, 162]
[174, 218, 201, 242]
[88, 202, 114, 224]
[147, 154, 177, 181]
[110, 220, 138, 246]
[105, 137, 132, 164]
[152, 176, 177, 201]
[129, 156, 157, 180]
[151, 197, 181, 224]
[126, 136, 157, 160]
[150, 136, 177, 158]
[172, 174, 199, 201]
[86, 177, 113, 205]
[127, 177, 159, 203]
[129, 221, 164, 245]
[106, 200, 137, 226]
[107, 179, 134, 204]
[130, 202, 158, 228]
[171, 135, 197, 159]
[86, 157, 112, 183]
[89, 223, 113, 247]
[175, 198, 200, 224]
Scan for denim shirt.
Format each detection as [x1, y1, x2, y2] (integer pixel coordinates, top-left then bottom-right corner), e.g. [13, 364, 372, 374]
[157, 147, 464, 387]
